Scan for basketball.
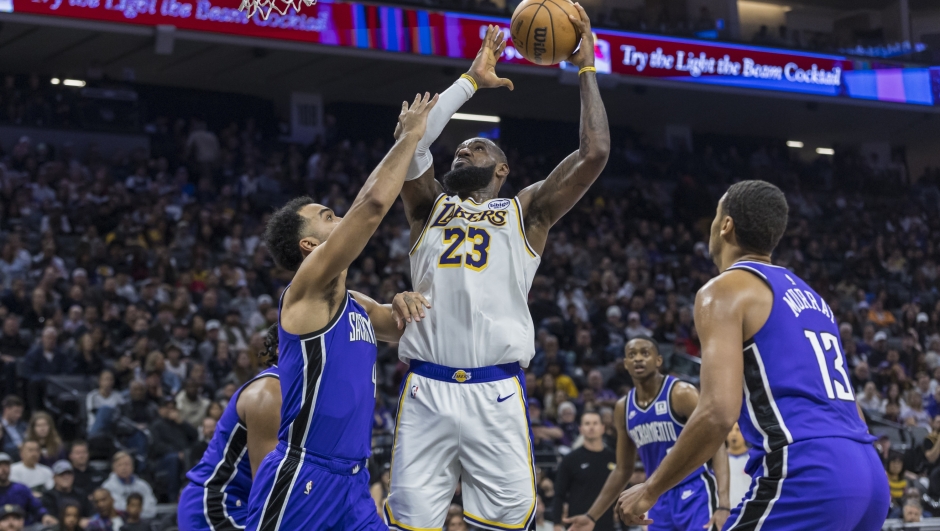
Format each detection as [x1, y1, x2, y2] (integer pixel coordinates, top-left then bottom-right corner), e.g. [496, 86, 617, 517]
[510, 0, 582, 66]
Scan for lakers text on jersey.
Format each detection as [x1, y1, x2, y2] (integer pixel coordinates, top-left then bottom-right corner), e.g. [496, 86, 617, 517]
[386, 195, 541, 530]
[401, 195, 541, 368]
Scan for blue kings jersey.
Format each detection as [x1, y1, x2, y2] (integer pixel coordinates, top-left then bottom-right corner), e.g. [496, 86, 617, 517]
[727, 261, 873, 458]
[185, 366, 280, 502]
[277, 288, 377, 461]
[627, 375, 706, 484]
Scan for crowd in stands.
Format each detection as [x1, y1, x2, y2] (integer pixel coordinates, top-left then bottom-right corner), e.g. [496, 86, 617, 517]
[0, 69, 939, 529]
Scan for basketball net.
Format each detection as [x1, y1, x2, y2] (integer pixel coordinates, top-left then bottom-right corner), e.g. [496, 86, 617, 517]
[239, 0, 316, 19]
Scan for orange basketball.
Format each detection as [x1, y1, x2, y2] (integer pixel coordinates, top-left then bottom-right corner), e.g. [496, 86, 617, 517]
[510, 0, 581, 66]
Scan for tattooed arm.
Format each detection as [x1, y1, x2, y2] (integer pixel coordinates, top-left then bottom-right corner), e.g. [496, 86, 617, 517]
[517, 3, 609, 255]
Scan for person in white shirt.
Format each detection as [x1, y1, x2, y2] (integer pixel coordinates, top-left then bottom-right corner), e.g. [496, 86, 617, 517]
[175, 379, 210, 430]
[725, 423, 752, 510]
[86, 370, 125, 434]
[185, 121, 220, 165]
[100, 452, 157, 519]
[624, 311, 653, 340]
[857, 381, 883, 413]
[248, 295, 273, 332]
[164, 345, 188, 383]
[10, 441, 53, 490]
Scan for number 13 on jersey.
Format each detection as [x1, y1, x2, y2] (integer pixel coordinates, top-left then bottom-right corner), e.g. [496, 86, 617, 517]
[438, 226, 491, 271]
[805, 330, 855, 401]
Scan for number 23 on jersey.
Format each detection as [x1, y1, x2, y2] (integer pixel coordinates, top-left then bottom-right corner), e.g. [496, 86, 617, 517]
[438, 226, 491, 271]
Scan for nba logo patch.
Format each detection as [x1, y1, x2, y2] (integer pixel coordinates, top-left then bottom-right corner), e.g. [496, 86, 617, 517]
[452, 370, 472, 383]
[655, 402, 667, 415]
[411, 385, 419, 399]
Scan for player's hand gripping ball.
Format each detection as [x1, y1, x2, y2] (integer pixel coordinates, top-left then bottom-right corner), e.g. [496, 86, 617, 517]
[510, 0, 583, 65]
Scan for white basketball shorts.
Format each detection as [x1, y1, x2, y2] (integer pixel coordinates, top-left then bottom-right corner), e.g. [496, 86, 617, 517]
[384, 361, 537, 531]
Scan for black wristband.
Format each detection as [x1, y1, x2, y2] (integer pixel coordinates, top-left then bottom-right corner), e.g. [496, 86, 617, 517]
[586, 514, 597, 523]
[716, 507, 731, 512]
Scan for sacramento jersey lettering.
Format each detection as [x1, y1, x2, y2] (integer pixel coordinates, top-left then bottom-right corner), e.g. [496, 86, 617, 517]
[628, 420, 679, 448]
[626, 375, 706, 482]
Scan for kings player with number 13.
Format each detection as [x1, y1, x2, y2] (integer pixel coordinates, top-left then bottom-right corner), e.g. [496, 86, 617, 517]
[618, 181, 889, 530]
[384, 14, 610, 531]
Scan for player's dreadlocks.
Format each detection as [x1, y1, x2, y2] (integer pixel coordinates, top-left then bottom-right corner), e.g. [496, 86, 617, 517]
[259, 324, 278, 367]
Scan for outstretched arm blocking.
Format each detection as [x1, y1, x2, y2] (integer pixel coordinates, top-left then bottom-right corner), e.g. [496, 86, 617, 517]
[400, 25, 513, 233]
[291, 93, 438, 301]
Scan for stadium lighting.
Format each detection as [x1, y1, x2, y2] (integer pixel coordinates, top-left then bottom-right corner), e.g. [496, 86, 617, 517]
[50, 78, 60, 85]
[816, 147, 835, 155]
[786, 141, 804, 148]
[63, 79, 86, 87]
[452, 113, 501, 123]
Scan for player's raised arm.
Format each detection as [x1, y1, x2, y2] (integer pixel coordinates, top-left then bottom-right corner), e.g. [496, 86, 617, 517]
[398, 25, 513, 238]
[289, 93, 437, 301]
[518, 3, 609, 254]
[563, 397, 635, 531]
[617, 274, 746, 525]
[350, 290, 432, 343]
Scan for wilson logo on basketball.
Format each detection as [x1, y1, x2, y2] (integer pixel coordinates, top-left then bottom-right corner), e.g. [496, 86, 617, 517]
[510, 0, 581, 65]
[533, 27, 547, 62]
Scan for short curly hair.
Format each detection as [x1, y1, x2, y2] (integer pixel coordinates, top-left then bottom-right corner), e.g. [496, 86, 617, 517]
[264, 196, 316, 271]
[722, 180, 788, 255]
[260, 324, 278, 367]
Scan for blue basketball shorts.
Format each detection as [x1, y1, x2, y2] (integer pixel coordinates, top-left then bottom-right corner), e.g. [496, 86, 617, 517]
[244, 442, 384, 531]
[177, 483, 247, 531]
[724, 437, 889, 531]
[649, 471, 719, 531]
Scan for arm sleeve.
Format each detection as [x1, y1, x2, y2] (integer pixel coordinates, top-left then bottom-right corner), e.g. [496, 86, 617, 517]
[552, 456, 571, 524]
[405, 77, 475, 181]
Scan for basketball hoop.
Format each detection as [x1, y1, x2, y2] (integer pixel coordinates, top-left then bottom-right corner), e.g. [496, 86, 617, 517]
[239, 0, 316, 19]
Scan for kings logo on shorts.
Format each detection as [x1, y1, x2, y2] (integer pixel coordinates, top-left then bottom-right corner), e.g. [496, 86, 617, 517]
[452, 370, 472, 383]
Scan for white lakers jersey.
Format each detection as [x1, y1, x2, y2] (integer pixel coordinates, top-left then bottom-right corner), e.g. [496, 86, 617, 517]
[400, 194, 541, 368]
